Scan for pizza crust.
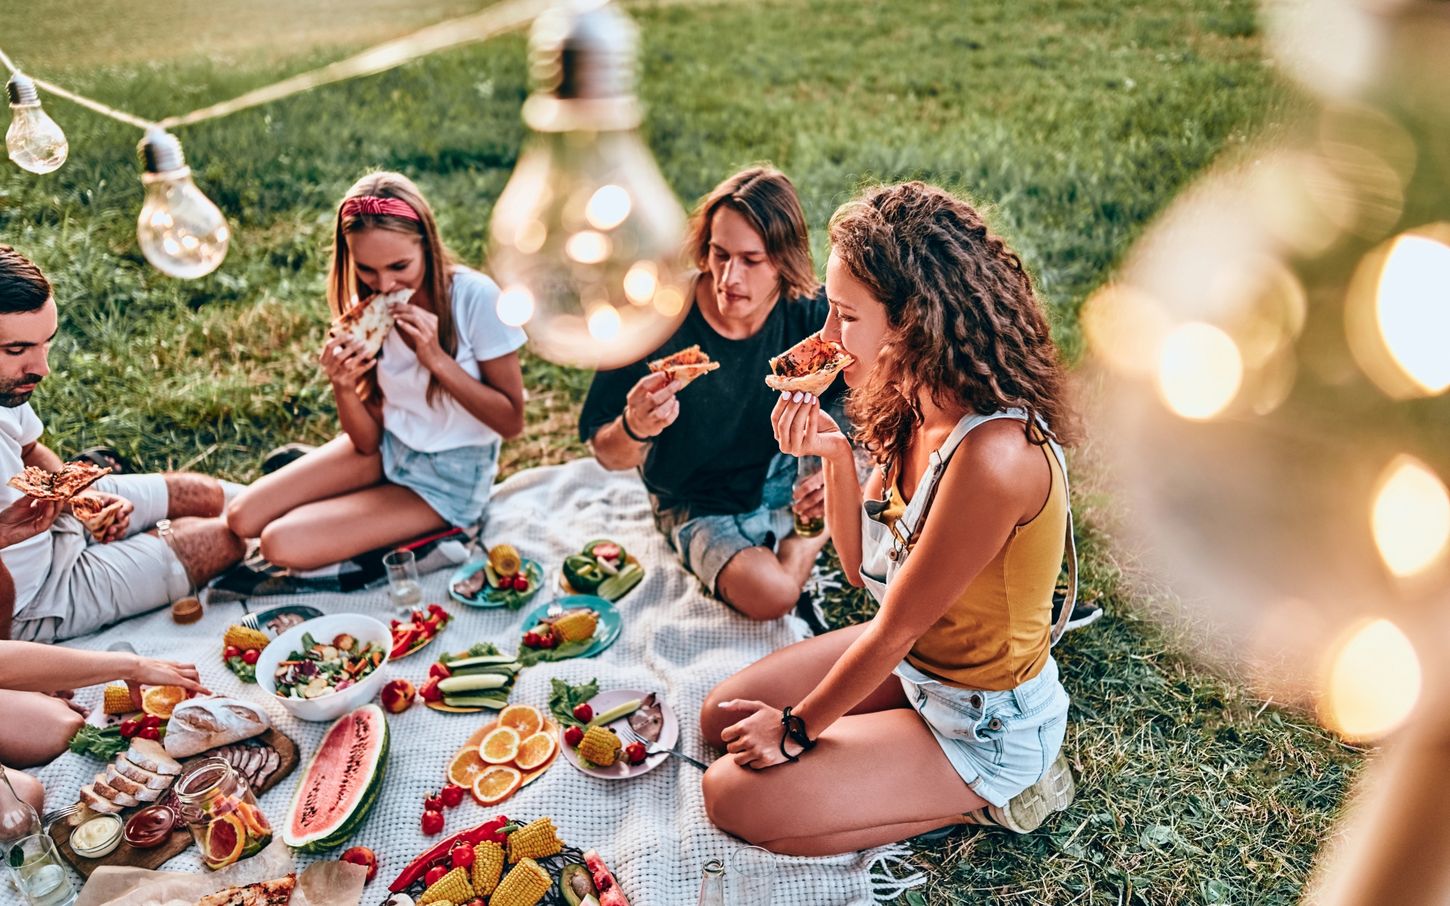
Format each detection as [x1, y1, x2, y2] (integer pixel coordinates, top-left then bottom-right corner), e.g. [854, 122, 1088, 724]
[333, 287, 412, 358]
[6, 462, 111, 501]
[195, 874, 297, 906]
[764, 334, 854, 396]
[648, 344, 721, 388]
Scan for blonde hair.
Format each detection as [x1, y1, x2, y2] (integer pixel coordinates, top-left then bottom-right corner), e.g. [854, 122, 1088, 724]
[327, 171, 456, 405]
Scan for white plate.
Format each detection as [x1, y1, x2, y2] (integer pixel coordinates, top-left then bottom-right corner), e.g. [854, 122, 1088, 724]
[558, 690, 678, 780]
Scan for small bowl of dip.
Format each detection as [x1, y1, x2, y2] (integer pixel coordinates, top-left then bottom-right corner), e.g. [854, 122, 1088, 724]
[123, 804, 176, 849]
[71, 814, 124, 859]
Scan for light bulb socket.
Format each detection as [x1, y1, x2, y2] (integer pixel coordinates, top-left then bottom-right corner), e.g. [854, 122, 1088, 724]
[529, 0, 638, 105]
[138, 128, 187, 175]
[6, 73, 40, 106]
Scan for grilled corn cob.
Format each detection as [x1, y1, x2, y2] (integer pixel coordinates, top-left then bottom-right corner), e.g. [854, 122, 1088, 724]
[418, 866, 473, 905]
[551, 609, 599, 643]
[472, 840, 505, 895]
[507, 817, 563, 863]
[102, 684, 133, 715]
[490, 858, 551, 906]
[579, 725, 621, 766]
[224, 624, 270, 651]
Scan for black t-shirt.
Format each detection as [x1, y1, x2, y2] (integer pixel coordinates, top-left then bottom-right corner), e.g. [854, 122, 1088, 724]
[578, 285, 843, 517]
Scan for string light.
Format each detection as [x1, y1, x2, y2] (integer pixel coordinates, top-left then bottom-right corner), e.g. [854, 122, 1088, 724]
[488, 0, 690, 369]
[135, 129, 230, 279]
[5, 72, 67, 174]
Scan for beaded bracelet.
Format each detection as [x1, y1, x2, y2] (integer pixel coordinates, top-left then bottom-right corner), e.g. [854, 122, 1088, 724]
[779, 706, 817, 763]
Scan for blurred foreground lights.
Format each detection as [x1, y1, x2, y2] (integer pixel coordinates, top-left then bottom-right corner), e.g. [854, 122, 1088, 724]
[1082, 284, 1171, 377]
[1319, 618, 1421, 741]
[497, 286, 536, 328]
[136, 128, 229, 279]
[1155, 322, 1243, 420]
[5, 73, 68, 175]
[1348, 230, 1450, 398]
[1371, 456, 1450, 579]
[622, 260, 657, 305]
[587, 306, 621, 341]
[586, 184, 632, 230]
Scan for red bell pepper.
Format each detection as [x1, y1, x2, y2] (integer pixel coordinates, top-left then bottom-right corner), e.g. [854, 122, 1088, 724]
[388, 816, 510, 892]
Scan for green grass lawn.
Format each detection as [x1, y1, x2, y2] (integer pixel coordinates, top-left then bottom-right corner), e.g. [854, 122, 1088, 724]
[0, 0, 1360, 901]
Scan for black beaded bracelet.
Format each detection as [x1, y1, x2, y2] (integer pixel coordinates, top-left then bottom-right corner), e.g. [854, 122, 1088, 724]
[620, 411, 650, 444]
[779, 706, 817, 763]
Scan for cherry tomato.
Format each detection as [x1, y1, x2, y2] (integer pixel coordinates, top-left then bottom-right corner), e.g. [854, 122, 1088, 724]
[450, 843, 475, 870]
[424, 863, 448, 885]
[242, 649, 261, 665]
[141, 715, 163, 730]
[522, 631, 540, 649]
[118, 719, 140, 739]
[424, 790, 446, 812]
[564, 726, 584, 748]
[440, 784, 465, 808]
[572, 703, 594, 723]
[223, 645, 241, 660]
[428, 662, 452, 680]
[421, 810, 445, 837]
[512, 574, 529, 592]
[540, 629, 559, 649]
[138, 726, 161, 741]
[624, 742, 648, 765]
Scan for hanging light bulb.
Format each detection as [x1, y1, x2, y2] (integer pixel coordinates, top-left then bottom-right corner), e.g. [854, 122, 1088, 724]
[5, 72, 68, 174]
[488, 0, 690, 370]
[135, 128, 229, 279]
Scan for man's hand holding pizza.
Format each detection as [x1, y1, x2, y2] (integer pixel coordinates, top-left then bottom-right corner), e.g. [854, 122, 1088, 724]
[621, 372, 684, 442]
[69, 491, 133, 543]
[0, 496, 62, 549]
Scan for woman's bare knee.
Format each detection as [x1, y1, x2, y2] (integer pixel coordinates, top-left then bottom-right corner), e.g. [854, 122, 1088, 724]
[2, 699, 84, 768]
[258, 523, 326, 571]
[703, 761, 774, 843]
[717, 563, 798, 621]
[2, 766, 46, 813]
[224, 494, 265, 540]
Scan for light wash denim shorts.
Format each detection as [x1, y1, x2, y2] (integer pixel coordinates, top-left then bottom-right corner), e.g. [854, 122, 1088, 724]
[896, 656, 1070, 808]
[651, 452, 797, 595]
[381, 430, 498, 528]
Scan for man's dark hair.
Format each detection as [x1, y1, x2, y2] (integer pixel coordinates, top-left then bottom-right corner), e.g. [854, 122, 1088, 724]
[0, 245, 52, 315]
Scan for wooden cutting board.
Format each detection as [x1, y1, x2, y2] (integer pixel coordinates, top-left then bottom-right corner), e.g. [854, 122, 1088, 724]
[51, 728, 299, 877]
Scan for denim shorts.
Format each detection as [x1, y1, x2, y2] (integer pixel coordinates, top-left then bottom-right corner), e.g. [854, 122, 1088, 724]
[381, 430, 498, 528]
[651, 453, 797, 595]
[896, 656, 1070, 808]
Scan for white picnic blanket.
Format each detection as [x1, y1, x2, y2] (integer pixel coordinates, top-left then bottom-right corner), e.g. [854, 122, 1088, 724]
[26, 458, 924, 905]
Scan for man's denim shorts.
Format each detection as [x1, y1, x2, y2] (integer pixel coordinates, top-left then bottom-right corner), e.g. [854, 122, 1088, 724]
[896, 656, 1070, 808]
[651, 453, 797, 595]
[381, 430, 498, 528]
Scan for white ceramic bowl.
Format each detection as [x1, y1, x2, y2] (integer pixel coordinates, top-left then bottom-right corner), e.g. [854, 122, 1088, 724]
[256, 613, 391, 722]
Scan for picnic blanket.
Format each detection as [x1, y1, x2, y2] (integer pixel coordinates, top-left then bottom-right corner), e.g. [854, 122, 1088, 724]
[28, 458, 925, 905]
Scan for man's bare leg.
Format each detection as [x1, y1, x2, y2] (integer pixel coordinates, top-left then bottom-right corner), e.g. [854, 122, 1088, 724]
[154, 517, 245, 587]
[162, 472, 226, 519]
[715, 530, 831, 621]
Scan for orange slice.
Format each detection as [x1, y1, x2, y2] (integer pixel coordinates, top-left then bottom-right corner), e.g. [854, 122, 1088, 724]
[472, 765, 523, 805]
[514, 730, 557, 771]
[479, 726, 521, 765]
[448, 746, 490, 789]
[497, 704, 543, 738]
[141, 685, 188, 719]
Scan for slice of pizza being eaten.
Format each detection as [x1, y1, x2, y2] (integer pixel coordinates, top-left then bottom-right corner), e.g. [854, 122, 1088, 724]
[648, 344, 720, 388]
[70, 493, 123, 534]
[7, 462, 111, 502]
[332, 287, 413, 358]
[765, 333, 854, 396]
[195, 873, 297, 906]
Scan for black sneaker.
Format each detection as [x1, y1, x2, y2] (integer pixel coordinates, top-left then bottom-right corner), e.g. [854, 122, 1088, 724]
[72, 446, 134, 474]
[260, 443, 316, 475]
[794, 592, 831, 636]
[1065, 601, 1103, 632]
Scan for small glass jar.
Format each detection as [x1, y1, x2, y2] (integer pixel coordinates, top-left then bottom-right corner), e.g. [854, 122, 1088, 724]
[173, 757, 271, 870]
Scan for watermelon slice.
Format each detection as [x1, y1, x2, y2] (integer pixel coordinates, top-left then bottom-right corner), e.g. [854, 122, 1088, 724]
[583, 850, 632, 906]
[281, 703, 389, 852]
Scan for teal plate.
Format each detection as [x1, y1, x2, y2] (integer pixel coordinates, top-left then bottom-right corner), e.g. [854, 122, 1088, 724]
[449, 558, 544, 609]
[518, 595, 621, 660]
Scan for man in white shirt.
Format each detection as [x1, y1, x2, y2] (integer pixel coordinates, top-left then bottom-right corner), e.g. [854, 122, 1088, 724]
[0, 245, 245, 641]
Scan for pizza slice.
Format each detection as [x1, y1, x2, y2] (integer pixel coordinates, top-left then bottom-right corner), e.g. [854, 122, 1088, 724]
[332, 287, 413, 358]
[6, 462, 111, 502]
[648, 344, 720, 387]
[765, 333, 854, 396]
[195, 874, 297, 906]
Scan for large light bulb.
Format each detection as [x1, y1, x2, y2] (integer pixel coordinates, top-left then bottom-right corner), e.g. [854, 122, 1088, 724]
[5, 73, 67, 174]
[488, 0, 689, 370]
[136, 128, 229, 279]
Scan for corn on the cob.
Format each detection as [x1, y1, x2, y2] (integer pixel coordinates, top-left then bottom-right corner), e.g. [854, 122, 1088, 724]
[471, 840, 505, 894]
[223, 624, 270, 651]
[490, 858, 551, 906]
[418, 866, 473, 905]
[102, 684, 133, 715]
[551, 609, 599, 643]
[579, 725, 621, 766]
[507, 817, 563, 863]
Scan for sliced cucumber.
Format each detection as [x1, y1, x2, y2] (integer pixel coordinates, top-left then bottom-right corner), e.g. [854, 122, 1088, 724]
[597, 562, 643, 600]
[438, 673, 511, 693]
[586, 698, 642, 729]
[447, 653, 521, 670]
[444, 694, 511, 709]
[449, 662, 522, 677]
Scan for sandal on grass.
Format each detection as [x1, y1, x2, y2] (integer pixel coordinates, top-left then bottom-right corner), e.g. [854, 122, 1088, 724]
[72, 446, 133, 475]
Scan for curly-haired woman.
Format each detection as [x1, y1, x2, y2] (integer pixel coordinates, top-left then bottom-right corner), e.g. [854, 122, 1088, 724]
[700, 181, 1079, 854]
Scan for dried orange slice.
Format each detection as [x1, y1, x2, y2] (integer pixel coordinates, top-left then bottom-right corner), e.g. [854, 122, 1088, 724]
[141, 685, 187, 719]
[497, 704, 543, 739]
[472, 765, 522, 805]
[479, 726, 521, 765]
[448, 746, 490, 789]
[514, 730, 557, 771]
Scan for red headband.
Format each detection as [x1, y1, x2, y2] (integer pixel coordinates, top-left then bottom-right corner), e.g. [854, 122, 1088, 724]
[341, 195, 421, 222]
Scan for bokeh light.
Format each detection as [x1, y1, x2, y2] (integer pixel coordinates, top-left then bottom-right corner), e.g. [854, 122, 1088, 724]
[1318, 618, 1421, 741]
[1155, 322, 1243, 420]
[1371, 455, 1450, 579]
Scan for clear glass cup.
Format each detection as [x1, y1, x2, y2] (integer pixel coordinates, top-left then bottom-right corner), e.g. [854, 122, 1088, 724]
[384, 549, 423, 613]
[6, 834, 75, 906]
[792, 455, 824, 537]
[730, 845, 775, 905]
[1, 766, 42, 852]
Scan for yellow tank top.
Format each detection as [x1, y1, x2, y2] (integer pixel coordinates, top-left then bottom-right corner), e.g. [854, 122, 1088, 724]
[889, 442, 1068, 691]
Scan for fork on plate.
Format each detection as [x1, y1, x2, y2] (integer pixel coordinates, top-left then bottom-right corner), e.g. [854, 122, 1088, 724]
[618, 725, 711, 771]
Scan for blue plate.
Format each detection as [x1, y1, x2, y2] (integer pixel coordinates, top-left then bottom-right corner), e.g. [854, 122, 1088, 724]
[449, 558, 543, 609]
[518, 595, 621, 660]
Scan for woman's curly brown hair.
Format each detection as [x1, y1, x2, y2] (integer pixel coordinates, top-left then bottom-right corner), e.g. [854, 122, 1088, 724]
[829, 182, 1077, 470]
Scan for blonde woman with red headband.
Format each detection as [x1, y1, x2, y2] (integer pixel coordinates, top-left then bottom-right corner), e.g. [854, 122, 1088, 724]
[227, 172, 527, 569]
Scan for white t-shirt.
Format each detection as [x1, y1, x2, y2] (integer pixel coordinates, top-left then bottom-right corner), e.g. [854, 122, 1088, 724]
[377, 268, 527, 453]
[0, 404, 52, 614]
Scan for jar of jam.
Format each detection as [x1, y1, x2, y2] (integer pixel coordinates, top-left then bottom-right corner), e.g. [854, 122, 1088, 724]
[173, 757, 271, 870]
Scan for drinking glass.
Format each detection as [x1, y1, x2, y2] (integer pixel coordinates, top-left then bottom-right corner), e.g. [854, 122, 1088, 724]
[730, 844, 775, 904]
[384, 549, 422, 613]
[792, 455, 824, 537]
[6, 834, 75, 906]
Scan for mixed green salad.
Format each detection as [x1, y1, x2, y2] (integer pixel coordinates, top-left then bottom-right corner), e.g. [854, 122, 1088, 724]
[273, 631, 385, 699]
